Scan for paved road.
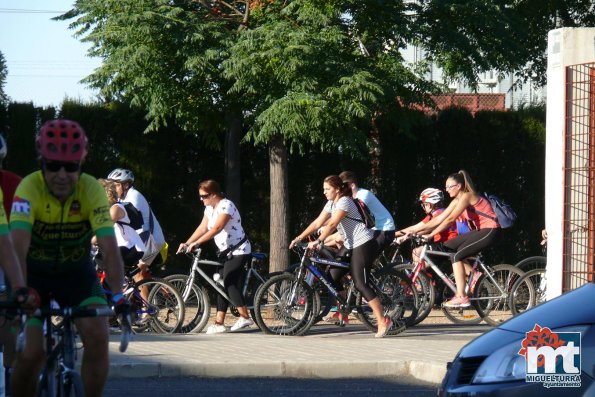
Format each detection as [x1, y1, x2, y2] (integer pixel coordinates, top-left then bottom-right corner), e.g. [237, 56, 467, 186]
[108, 322, 491, 384]
[104, 376, 438, 397]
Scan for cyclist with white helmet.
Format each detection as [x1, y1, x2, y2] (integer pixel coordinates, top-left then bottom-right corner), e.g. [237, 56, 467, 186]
[106, 168, 166, 267]
[396, 187, 457, 264]
[10, 119, 126, 397]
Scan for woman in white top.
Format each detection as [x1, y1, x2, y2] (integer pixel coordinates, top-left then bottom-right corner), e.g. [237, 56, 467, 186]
[289, 175, 393, 338]
[177, 180, 252, 334]
[96, 179, 144, 270]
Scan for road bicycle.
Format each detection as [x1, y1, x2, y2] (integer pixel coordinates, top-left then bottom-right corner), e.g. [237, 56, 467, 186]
[390, 235, 524, 326]
[98, 267, 185, 334]
[253, 242, 418, 336]
[166, 248, 270, 333]
[18, 305, 131, 397]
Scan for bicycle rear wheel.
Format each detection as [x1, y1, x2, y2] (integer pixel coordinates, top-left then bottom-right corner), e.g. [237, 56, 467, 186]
[509, 268, 546, 315]
[164, 274, 211, 333]
[441, 274, 483, 325]
[392, 263, 435, 325]
[136, 278, 185, 333]
[473, 264, 524, 326]
[356, 269, 418, 335]
[253, 273, 319, 336]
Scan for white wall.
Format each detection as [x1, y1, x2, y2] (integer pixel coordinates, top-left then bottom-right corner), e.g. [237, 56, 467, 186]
[545, 27, 595, 299]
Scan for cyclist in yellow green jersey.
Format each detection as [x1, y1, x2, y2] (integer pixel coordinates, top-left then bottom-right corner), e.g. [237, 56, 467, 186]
[10, 119, 126, 397]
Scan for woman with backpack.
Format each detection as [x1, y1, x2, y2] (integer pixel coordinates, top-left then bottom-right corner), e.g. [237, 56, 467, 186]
[416, 170, 501, 308]
[289, 175, 395, 338]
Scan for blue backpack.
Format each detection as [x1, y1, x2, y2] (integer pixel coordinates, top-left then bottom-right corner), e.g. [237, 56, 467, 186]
[475, 193, 517, 229]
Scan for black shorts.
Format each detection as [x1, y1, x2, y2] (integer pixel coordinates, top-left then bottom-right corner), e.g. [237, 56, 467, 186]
[28, 264, 106, 308]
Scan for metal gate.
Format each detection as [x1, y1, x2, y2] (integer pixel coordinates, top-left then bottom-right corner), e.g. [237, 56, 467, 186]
[563, 62, 595, 291]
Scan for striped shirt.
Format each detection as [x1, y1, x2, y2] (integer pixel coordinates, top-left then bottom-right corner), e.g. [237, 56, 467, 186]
[323, 196, 375, 249]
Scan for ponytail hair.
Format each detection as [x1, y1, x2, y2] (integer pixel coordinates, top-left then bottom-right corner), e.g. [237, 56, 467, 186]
[448, 170, 477, 194]
[324, 175, 352, 198]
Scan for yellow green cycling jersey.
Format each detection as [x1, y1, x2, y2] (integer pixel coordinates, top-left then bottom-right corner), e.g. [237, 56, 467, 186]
[0, 188, 9, 237]
[10, 171, 115, 274]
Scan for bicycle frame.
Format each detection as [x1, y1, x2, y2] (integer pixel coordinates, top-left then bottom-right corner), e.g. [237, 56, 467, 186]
[184, 249, 267, 310]
[415, 243, 507, 302]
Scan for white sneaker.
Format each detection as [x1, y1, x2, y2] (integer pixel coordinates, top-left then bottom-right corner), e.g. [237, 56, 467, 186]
[205, 324, 229, 334]
[230, 317, 254, 332]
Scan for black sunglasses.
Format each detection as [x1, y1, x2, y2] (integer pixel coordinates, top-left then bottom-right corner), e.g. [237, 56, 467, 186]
[43, 160, 81, 173]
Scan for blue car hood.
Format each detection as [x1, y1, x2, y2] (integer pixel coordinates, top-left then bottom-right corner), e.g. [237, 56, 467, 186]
[458, 284, 595, 358]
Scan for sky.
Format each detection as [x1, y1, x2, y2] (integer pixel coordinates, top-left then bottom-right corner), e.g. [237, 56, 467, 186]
[0, 0, 101, 108]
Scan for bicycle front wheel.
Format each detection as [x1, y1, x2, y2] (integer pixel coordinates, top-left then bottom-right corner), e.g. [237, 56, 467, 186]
[164, 274, 211, 333]
[441, 273, 483, 325]
[473, 264, 524, 326]
[136, 278, 185, 333]
[509, 268, 547, 315]
[253, 273, 319, 336]
[515, 256, 546, 272]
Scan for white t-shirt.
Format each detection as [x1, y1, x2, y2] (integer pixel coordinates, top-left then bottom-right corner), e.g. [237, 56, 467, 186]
[123, 186, 165, 246]
[113, 203, 145, 253]
[323, 196, 375, 249]
[204, 198, 251, 255]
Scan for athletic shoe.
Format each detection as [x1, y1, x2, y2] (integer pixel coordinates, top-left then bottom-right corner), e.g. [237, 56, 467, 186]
[443, 296, 471, 308]
[230, 317, 254, 332]
[206, 324, 230, 334]
[469, 271, 483, 293]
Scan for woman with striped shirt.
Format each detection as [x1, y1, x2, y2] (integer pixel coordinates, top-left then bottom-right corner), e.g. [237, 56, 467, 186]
[290, 175, 393, 338]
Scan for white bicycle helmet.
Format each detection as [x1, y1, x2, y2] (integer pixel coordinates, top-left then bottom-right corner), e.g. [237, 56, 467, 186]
[107, 168, 135, 183]
[419, 188, 444, 204]
[0, 136, 6, 160]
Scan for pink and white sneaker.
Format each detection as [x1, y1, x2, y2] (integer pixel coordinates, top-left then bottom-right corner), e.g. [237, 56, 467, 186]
[443, 296, 471, 308]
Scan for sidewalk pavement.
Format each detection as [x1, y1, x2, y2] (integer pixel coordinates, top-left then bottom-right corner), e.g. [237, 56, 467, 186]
[107, 322, 491, 384]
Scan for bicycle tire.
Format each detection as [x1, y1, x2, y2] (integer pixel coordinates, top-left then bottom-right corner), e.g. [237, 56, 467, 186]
[509, 268, 546, 315]
[135, 278, 185, 333]
[515, 256, 546, 272]
[36, 363, 57, 397]
[441, 273, 483, 325]
[164, 274, 211, 333]
[356, 269, 418, 334]
[60, 370, 84, 397]
[391, 262, 436, 325]
[252, 273, 320, 336]
[473, 264, 525, 326]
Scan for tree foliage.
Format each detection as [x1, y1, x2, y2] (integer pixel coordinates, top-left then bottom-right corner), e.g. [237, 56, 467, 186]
[0, 51, 8, 105]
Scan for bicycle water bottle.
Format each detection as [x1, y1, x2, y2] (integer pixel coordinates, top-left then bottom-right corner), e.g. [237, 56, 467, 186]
[213, 273, 224, 287]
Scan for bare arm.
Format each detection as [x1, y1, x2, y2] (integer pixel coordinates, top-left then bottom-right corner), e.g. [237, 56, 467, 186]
[177, 215, 209, 253]
[0, 234, 26, 289]
[290, 209, 331, 248]
[11, 228, 31, 285]
[426, 193, 473, 238]
[96, 235, 125, 296]
[186, 212, 231, 251]
[415, 199, 457, 235]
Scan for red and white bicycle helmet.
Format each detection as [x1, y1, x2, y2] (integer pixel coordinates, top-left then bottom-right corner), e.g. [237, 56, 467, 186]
[419, 188, 444, 204]
[36, 119, 88, 162]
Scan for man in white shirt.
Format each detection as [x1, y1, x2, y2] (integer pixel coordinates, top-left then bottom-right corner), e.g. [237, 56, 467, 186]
[107, 168, 166, 266]
[339, 171, 396, 253]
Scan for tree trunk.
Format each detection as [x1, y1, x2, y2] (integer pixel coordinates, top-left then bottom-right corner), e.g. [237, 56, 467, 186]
[224, 111, 242, 207]
[269, 134, 289, 273]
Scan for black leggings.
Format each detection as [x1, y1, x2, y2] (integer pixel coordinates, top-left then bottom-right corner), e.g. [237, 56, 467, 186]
[329, 238, 379, 302]
[216, 254, 250, 312]
[443, 228, 501, 262]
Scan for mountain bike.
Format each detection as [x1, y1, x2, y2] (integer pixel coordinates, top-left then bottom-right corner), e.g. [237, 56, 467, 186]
[391, 235, 524, 326]
[253, 242, 418, 336]
[98, 267, 185, 334]
[26, 305, 131, 397]
[508, 267, 547, 315]
[166, 248, 270, 333]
